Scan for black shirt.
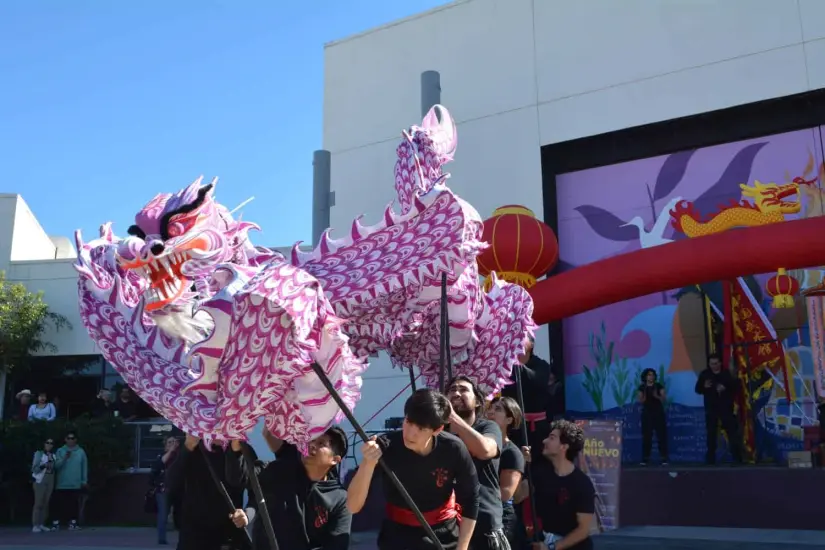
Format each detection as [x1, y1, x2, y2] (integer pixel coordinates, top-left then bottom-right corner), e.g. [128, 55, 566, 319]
[501, 354, 552, 413]
[695, 368, 738, 413]
[463, 418, 503, 533]
[499, 440, 525, 510]
[532, 459, 595, 550]
[376, 430, 479, 521]
[639, 383, 665, 415]
[249, 443, 351, 550]
[499, 441, 525, 480]
[112, 398, 138, 420]
[166, 444, 245, 528]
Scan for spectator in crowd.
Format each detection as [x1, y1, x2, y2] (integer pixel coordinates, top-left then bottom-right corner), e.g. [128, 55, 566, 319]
[28, 392, 57, 422]
[52, 396, 63, 419]
[151, 436, 181, 545]
[31, 437, 57, 533]
[91, 389, 112, 417]
[52, 431, 88, 531]
[111, 387, 138, 422]
[14, 389, 32, 420]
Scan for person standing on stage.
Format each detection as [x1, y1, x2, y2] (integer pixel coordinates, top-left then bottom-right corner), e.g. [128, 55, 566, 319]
[502, 336, 553, 452]
[347, 388, 480, 550]
[695, 353, 743, 464]
[229, 425, 352, 550]
[167, 435, 246, 550]
[447, 376, 508, 550]
[517, 420, 595, 550]
[486, 396, 526, 550]
[637, 368, 669, 466]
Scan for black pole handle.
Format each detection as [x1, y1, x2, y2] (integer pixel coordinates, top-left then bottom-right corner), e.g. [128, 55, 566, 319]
[309, 362, 446, 550]
[513, 363, 541, 542]
[440, 272, 453, 386]
[241, 443, 279, 550]
[198, 443, 254, 546]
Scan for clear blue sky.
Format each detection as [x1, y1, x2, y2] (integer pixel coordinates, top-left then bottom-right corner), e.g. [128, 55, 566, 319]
[1, 1, 449, 247]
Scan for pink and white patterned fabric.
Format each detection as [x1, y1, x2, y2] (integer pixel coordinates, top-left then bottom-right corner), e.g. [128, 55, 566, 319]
[75, 105, 534, 450]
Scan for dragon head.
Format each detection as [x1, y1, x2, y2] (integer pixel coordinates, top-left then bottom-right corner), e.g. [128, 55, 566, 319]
[394, 104, 458, 215]
[115, 177, 257, 316]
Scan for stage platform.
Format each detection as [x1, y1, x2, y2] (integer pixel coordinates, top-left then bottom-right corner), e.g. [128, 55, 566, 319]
[619, 464, 824, 531]
[595, 526, 825, 549]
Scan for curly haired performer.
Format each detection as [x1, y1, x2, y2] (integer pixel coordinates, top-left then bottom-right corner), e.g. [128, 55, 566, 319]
[516, 420, 595, 550]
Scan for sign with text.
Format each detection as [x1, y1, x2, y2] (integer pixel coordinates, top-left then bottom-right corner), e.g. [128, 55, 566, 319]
[576, 419, 622, 532]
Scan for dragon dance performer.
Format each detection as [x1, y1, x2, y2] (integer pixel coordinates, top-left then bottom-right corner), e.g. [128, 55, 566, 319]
[167, 436, 247, 550]
[501, 336, 554, 452]
[348, 389, 480, 550]
[229, 426, 352, 550]
[486, 397, 526, 550]
[446, 376, 509, 550]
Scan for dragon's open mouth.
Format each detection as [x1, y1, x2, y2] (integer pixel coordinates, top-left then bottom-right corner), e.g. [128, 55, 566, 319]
[118, 237, 210, 312]
[123, 251, 190, 311]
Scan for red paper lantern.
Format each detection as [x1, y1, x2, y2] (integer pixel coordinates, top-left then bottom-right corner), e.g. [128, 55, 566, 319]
[476, 205, 559, 290]
[765, 268, 799, 308]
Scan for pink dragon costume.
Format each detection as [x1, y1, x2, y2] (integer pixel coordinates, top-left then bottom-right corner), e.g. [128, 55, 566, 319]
[75, 105, 535, 450]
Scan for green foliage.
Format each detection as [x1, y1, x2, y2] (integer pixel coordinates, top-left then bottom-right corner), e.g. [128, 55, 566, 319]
[610, 356, 636, 407]
[0, 271, 71, 378]
[582, 323, 612, 411]
[0, 415, 134, 523]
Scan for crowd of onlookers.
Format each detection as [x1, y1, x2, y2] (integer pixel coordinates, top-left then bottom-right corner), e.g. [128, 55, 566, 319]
[11, 385, 149, 423]
[29, 432, 89, 533]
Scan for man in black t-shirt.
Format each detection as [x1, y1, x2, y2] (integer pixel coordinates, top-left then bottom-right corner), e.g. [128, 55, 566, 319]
[348, 389, 480, 550]
[518, 420, 595, 550]
[694, 354, 743, 464]
[637, 368, 669, 465]
[447, 375, 507, 550]
[230, 426, 352, 550]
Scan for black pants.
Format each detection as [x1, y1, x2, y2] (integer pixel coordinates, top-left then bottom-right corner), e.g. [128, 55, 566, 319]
[641, 411, 668, 461]
[378, 518, 460, 550]
[502, 504, 525, 550]
[470, 527, 511, 550]
[52, 489, 80, 524]
[706, 410, 743, 463]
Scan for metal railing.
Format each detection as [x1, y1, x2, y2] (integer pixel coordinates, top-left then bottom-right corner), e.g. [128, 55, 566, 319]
[123, 419, 184, 472]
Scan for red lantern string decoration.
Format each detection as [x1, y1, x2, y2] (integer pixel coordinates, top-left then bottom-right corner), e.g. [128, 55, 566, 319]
[765, 268, 799, 308]
[476, 205, 559, 292]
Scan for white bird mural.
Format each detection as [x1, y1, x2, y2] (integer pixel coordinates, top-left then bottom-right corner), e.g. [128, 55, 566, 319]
[622, 196, 683, 249]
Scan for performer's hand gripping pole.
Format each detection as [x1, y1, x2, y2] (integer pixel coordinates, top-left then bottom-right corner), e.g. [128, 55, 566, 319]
[240, 443, 279, 550]
[309, 362, 446, 550]
[198, 443, 254, 546]
[513, 363, 541, 542]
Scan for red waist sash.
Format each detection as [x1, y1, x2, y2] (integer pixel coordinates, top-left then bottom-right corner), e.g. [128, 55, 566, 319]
[385, 491, 460, 527]
[524, 411, 547, 432]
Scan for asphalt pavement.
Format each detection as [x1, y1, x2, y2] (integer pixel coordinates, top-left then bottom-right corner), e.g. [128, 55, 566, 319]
[2, 526, 825, 550]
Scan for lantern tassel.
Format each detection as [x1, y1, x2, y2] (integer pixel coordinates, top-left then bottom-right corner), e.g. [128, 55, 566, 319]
[483, 271, 538, 292]
[772, 294, 795, 309]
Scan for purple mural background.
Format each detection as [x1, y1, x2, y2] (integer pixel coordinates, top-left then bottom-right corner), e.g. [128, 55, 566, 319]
[555, 126, 825, 462]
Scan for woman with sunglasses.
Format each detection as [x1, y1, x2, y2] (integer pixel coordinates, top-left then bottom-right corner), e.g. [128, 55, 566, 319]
[31, 438, 57, 533]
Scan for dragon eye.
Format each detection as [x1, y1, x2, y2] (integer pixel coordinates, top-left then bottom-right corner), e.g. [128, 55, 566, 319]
[127, 225, 146, 240]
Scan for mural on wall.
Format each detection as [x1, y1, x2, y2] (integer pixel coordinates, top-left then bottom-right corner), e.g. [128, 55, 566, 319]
[557, 127, 825, 463]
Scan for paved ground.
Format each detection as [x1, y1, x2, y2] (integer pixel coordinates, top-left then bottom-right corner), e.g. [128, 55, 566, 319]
[2, 525, 825, 550]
